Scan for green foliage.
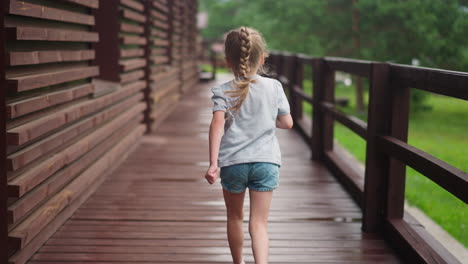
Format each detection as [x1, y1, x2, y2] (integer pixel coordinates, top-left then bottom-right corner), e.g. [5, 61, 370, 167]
[200, 0, 468, 109]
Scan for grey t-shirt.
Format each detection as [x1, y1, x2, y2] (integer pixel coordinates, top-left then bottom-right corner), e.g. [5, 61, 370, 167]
[211, 74, 291, 168]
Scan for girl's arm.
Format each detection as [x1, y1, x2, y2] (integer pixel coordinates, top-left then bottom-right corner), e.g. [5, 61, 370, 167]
[276, 113, 293, 129]
[205, 111, 225, 184]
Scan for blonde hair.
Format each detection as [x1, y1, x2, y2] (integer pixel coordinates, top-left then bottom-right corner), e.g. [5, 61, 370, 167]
[224, 26, 268, 112]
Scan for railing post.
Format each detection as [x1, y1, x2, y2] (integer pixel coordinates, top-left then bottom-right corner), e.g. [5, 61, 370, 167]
[295, 58, 304, 120]
[311, 58, 335, 161]
[363, 62, 410, 232]
[289, 55, 303, 122]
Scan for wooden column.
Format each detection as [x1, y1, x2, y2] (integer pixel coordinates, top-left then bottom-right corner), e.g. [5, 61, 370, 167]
[363, 62, 410, 232]
[311, 59, 335, 161]
[92, 0, 120, 82]
[0, 1, 7, 263]
[143, 0, 153, 133]
[294, 58, 304, 120]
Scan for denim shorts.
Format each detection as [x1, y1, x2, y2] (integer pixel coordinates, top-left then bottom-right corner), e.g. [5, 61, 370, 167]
[220, 162, 280, 193]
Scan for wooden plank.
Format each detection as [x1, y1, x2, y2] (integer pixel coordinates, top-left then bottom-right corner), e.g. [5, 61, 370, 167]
[120, 35, 147, 45]
[7, 93, 143, 178]
[8, 0, 94, 25]
[60, 0, 99, 9]
[7, 49, 95, 66]
[378, 136, 468, 204]
[120, 48, 144, 58]
[8, 123, 146, 250]
[325, 57, 372, 78]
[152, 0, 169, 13]
[390, 64, 468, 100]
[291, 85, 313, 103]
[120, 8, 146, 23]
[7, 66, 99, 93]
[6, 27, 98, 42]
[8, 104, 145, 225]
[119, 0, 144, 12]
[120, 70, 145, 83]
[151, 19, 169, 30]
[150, 9, 168, 22]
[320, 102, 367, 139]
[7, 80, 145, 146]
[120, 23, 144, 34]
[119, 58, 146, 71]
[324, 148, 364, 208]
[153, 38, 170, 46]
[384, 215, 461, 264]
[7, 83, 94, 119]
[150, 55, 170, 64]
[8, 126, 145, 264]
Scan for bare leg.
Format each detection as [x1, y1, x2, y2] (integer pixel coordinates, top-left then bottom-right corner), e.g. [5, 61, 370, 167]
[223, 188, 246, 264]
[249, 189, 273, 264]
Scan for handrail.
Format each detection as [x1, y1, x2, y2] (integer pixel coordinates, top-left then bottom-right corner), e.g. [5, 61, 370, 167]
[266, 51, 466, 264]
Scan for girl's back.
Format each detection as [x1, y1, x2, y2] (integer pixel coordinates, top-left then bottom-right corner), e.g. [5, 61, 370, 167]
[211, 74, 290, 168]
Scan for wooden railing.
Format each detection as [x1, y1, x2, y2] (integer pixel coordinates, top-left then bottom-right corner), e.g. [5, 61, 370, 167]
[266, 52, 467, 264]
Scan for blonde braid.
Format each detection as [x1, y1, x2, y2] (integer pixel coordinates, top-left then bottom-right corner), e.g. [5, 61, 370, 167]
[239, 27, 251, 79]
[225, 27, 254, 113]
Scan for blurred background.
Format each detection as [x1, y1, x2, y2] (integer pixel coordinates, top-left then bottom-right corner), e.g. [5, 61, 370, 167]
[199, 0, 468, 251]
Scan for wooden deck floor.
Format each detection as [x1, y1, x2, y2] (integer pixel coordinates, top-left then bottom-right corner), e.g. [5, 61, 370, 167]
[26, 77, 404, 263]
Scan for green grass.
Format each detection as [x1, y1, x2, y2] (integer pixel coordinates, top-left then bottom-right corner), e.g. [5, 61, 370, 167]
[301, 78, 468, 247]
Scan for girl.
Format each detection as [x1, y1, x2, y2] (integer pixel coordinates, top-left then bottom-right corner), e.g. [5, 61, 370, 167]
[204, 26, 293, 264]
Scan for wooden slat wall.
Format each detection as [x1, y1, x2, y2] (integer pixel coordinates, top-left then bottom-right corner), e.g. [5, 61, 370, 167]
[148, 0, 180, 129]
[1, 1, 199, 263]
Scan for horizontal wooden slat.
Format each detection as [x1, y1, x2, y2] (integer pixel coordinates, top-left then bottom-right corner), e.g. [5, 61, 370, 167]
[7, 49, 95, 66]
[7, 93, 143, 176]
[390, 64, 468, 100]
[120, 23, 144, 34]
[119, 58, 146, 71]
[153, 38, 170, 47]
[120, 35, 146, 45]
[384, 215, 462, 264]
[150, 55, 169, 64]
[120, 9, 146, 23]
[325, 148, 364, 208]
[7, 66, 99, 93]
[119, 0, 144, 12]
[152, 1, 169, 13]
[7, 125, 145, 264]
[378, 136, 468, 203]
[8, 0, 94, 25]
[7, 83, 93, 119]
[6, 27, 99, 42]
[150, 10, 168, 22]
[120, 70, 145, 83]
[120, 48, 144, 58]
[320, 102, 367, 139]
[150, 28, 168, 39]
[151, 19, 169, 30]
[7, 80, 145, 146]
[7, 103, 145, 225]
[291, 85, 313, 103]
[60, 0, 99, 9]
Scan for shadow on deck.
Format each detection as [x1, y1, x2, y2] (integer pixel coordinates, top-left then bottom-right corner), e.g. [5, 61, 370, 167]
[26, 76, 403, 263]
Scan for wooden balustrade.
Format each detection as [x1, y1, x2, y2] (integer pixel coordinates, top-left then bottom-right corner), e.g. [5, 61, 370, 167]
[266, 51, 466, 264]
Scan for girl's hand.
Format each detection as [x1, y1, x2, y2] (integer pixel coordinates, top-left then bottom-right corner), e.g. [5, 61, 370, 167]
[205, 165, 219, 184]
